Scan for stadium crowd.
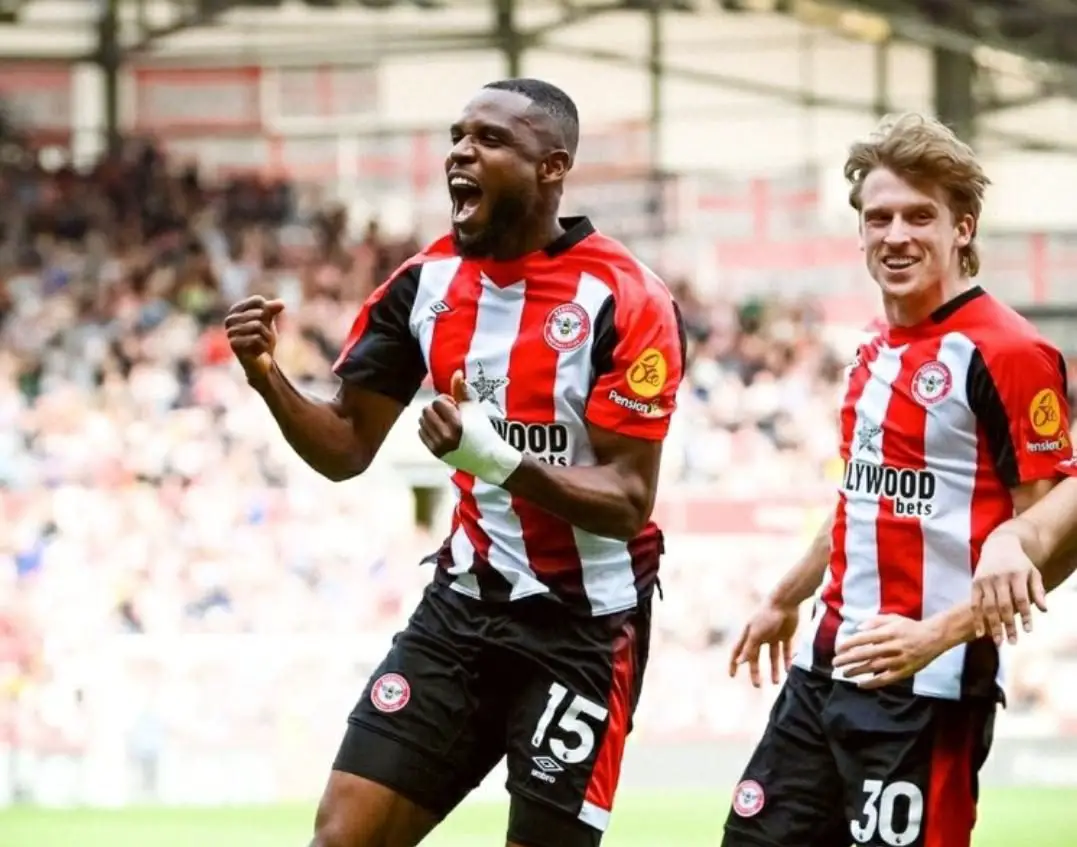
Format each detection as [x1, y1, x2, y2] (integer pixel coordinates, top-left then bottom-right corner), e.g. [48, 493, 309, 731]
[1, 142, 1076, 802]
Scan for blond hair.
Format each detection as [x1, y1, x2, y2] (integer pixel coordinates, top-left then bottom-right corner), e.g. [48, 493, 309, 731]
[844, 112, 990, 277]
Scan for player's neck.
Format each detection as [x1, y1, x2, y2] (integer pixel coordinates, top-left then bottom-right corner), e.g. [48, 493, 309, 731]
[489, 215, 565, 262]
[883, 276, 973, 328]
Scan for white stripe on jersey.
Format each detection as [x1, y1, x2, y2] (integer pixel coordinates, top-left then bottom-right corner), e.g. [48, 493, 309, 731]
[409, 257, 462, 364]
[830, 344, 905, 679]
[915, 332, 986, 697]
[452, 275, 547, 601]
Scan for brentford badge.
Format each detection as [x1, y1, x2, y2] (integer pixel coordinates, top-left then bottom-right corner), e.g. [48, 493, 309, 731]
[370, 673, 411, 713]
[544, 303, 591, 352]
[911, 361, 952, 406]
[732, 779, 765, 818]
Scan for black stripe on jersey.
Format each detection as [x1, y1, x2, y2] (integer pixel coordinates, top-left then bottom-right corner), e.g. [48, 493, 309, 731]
[967, 347, 1071, 489]
[336, 265, 427, 406]
[966, 348, 1019, 489]
[588, 298, 688, 393]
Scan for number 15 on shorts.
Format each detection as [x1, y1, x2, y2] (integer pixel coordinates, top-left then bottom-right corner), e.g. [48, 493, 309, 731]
[531, 682, 609, 766]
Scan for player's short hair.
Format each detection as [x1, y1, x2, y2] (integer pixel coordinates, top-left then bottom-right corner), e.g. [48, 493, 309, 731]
[484, 77, 580, 162]
[844, 112, 990, 278]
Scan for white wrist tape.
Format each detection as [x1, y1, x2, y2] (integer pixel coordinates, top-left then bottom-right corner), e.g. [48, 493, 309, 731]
[441, 402, 523, 486]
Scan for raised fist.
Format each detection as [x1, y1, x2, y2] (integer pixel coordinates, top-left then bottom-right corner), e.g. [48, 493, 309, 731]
[224, 296, 285, 378]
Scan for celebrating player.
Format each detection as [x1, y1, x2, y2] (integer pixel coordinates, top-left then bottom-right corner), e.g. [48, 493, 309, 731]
[723, 113, 1071, 847]
[225, 78, 685, 847]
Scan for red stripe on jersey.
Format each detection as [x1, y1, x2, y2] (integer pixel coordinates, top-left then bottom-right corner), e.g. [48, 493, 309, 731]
[583, 621, 637, 816]
[816, 342, 881, 665]
[875, 340, 940, 620]
[924, 709, 978, 847]
[425, 264, 493, 573]
[504, 273, 588, 600]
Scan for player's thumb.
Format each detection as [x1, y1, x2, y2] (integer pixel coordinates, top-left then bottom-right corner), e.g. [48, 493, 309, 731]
[263, 299, 286, 323]
[451, 370, 470, 405]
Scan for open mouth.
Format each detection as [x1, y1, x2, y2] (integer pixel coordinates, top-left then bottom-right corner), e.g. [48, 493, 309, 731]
[882, 256, 919, 271]
[448, 173, 484, 225]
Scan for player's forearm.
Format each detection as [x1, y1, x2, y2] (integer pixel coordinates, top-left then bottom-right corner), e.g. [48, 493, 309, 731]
[924, 519, 1077, 650]
[247, 364, 372, 482]
[767, 511, 835, 609]
[502, 457, 651, 540]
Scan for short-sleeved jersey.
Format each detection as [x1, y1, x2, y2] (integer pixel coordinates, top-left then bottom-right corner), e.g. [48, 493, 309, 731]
[792, 287, 1070, 700]
[333, 217, 686, 616]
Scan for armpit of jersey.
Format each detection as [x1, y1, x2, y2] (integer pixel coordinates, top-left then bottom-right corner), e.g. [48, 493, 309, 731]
[585, 290, 687, 441]
[333, 264, 428, 406]
[967, 337, 1071, 488]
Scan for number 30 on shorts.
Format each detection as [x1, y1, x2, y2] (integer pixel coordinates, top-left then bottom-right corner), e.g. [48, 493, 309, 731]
[850, 779, 924, 846]
[530, 682, 609, 765]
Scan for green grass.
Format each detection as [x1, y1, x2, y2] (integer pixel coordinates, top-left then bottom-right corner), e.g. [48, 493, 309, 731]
[1, 789, 1073, 846]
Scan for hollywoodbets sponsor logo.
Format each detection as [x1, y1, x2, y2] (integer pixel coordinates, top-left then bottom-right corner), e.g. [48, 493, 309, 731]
[491, 420, 570, 467]
[842, 460, 937, 517]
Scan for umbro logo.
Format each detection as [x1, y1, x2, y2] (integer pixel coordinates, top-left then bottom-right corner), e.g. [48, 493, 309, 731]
[531, 756, 563, 773]
[430, 300, 451, 315]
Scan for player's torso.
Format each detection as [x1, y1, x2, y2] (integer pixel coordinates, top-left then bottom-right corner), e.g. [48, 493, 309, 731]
[795, 328, 1013, 697]
[408, 255, 611, 465]
[407, 252, 657, 614]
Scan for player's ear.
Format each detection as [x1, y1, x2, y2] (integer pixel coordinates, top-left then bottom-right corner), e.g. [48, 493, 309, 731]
[540, 150, 571, 185]
[954, 212, 974, 249]
[857, 219, 866, 252]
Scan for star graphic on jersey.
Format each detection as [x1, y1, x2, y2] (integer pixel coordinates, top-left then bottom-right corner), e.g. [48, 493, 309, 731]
[856, 424, 882, 456]
[467, 363, 508, 412]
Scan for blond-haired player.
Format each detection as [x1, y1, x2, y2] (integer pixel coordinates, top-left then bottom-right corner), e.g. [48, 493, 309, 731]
[723, 113, 1071, 847]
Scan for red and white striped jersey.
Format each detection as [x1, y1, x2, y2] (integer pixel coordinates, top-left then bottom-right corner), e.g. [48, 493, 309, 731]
[334, 217, 685, 616]
[793, 287, 1071, 700]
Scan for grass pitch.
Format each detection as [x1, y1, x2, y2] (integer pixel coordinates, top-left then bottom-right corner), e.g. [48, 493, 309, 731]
[1, 788, 1073, 846]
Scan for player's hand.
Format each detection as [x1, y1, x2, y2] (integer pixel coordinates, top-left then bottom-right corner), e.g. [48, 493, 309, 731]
[832, 614, 941, 689]
[418, 371, 523, 486]
[224, 296, 285, 379]
[971, 532, 1047, 647]
[728, 600, 798, 688]
[418, 372, 467, 458]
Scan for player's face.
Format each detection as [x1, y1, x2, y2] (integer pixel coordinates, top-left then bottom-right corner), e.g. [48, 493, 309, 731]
[858, 167, 973, 301]
[445, 89, 547, 258]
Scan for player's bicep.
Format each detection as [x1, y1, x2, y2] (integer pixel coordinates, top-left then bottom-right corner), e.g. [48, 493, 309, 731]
[967, 342, 1071, 487]
[1010, 478, 1059, 516]
[585, 294, 686, 441]
[587, 421, 663, 518]
[331, 382, 407, 464]
[333, 264, 427, 406]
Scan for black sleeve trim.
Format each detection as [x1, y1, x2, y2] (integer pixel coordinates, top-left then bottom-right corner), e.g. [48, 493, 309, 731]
[589, 295, 618, 386]
[335, 265, 426, 406]
[673, 299, 688, 372]
[966, 348, 1019, 488]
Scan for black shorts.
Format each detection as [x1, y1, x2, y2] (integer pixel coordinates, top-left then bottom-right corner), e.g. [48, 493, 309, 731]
[333, 581, 650, 844]
[722, 667, 996, 847]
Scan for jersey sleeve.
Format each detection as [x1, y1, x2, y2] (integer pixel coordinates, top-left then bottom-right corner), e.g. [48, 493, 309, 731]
[967, 337, 1071, 488]
[585, 286, 687, 441]
[332, 263, 427, 406]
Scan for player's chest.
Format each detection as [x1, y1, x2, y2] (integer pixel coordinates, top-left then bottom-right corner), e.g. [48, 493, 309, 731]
[412, 271, 611, 416]
[840, 341, 977, 471]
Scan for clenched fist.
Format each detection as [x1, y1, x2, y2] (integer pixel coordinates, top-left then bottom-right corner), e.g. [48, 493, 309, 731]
[224, 296, 285, 379]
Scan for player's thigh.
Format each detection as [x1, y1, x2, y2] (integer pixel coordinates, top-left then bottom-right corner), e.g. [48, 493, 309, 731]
[501, 599, 652, 846]
[722, 668, 846, 847]
[322, 583, 508, 845]
[830, 685, 996, 847]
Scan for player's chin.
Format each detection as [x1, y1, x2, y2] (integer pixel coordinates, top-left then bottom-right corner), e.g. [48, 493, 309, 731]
[452, 217, 493, 256]
[873, 264, 929, 296]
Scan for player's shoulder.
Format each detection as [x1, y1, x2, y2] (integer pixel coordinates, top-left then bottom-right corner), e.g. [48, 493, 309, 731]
[571, 226, 675, 313]
[385, 234, 459, 282]
[957, 290, 1059, 359]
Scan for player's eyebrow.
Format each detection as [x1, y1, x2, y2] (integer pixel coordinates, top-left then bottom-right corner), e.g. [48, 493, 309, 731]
[863, 200, 938, 217]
